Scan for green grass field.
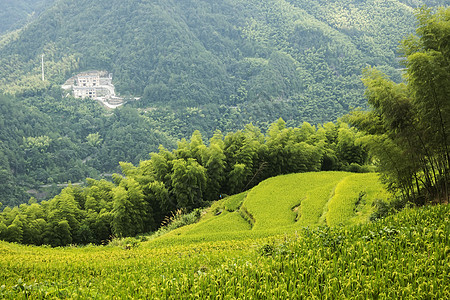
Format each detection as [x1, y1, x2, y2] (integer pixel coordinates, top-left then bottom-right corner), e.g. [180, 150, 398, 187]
[160, 172, 389, 242]
[0, 171, 448, 298]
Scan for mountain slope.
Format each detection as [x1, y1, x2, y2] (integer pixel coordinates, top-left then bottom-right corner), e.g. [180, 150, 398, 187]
[0, 0, 446, 126]
[0, 0, 55, 34]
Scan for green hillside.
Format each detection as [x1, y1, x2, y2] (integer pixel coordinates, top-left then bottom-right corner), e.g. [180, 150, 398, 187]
[0, 6, 448, 298]
[0, 0, 446, 125]
[0, 0, 55, 34]
[0, 200, 448, 298]
[0, 93, 177, 207]
[0, 0, 447, 207]
[156, 172, 390, 243]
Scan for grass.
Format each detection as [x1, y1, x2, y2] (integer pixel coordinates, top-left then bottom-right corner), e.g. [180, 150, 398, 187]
[159, 172, 389, 241]
[223, 192, 247, 212]
[242, 172, 351, 230]
[296, 183, 337, 226]
[184, 211, 251, 235]
[140, 172, 390, 247]
[326, 173, 390, 226]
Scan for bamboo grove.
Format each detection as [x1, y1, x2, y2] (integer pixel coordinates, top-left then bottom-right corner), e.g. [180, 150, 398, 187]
[349, 7, 450, 203]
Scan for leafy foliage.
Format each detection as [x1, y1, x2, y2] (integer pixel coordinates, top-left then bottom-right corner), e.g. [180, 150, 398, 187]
[349, 7, 450, 204]
[0, 0, 445, 128]
[0, 92, 176, 207]
[0, 0, 55, 34]
[0, 117, 371, 246]
[0, 1, 446, 207]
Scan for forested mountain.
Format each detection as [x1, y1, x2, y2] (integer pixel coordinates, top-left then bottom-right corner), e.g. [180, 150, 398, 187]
[0, 0, 55, 34]
[1, 0, 446, 121]
[0, 0, 447, 206]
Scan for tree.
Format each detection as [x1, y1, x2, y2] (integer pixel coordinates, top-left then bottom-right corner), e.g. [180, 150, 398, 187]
[403, 7, 450, 200]
[111, 177, 153, 238]
[171, 158, 207, 210]
[227, 163, 246, 195]
[336, 124, 368, 167]
[0, 222, 7, 240]
[145, 181, 171, 225]
[53, 220, 72, 246]
[47, 187, 85, 242]
[6, 216, 23, 243]
[203, 142, 226, 201]
[25, 218, 47, 245]
[189, 130, 206, 164]
[350, 7, 450, 203]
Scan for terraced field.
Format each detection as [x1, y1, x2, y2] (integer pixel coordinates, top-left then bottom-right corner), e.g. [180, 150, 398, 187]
[160, 172, 390, 243]
[1, 203, 448, 299]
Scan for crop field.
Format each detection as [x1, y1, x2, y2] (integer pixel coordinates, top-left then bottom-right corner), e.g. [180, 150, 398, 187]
[0, 203, 448, 299]
[242, 172, 350, 230]
[164, 172, 390, 241]
[0, 172, 448, 298]
[326, 173, 390, 226]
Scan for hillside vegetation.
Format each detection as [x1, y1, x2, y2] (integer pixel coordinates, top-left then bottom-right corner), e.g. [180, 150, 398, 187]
[0, 1, 447, 207]
[0, 5, 448, 298]
[0, 0, 55, 34]
[0, 118, 371, 246]
[154, 172, 389, 243]
[0, 0, 445, 124]
[0, 201, 447, 298]
[350, 6, 450, 203]
[0, 93, 176, 206]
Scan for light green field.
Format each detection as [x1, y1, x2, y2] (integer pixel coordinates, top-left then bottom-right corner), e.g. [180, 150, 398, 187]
[1, 203, 448, 299]
[0, 171, 448, 299]
[326, 173, 390, 226]
[160, 172, 390, 243]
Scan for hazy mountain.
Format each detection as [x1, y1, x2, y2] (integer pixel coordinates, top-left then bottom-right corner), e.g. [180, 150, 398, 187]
[0, 0, 55, 34]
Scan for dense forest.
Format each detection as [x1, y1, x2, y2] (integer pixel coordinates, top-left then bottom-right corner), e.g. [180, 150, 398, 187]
[1, 0, 446, 110]
[0, 92, 177, 207]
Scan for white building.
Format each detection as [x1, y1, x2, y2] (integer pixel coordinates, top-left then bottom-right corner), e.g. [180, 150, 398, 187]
[67, 71, 114, 99]
[63, 71, 125, 108]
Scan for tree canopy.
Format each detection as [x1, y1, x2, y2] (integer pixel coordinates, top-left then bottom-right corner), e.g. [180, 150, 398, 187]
[0, 0, 446, 125]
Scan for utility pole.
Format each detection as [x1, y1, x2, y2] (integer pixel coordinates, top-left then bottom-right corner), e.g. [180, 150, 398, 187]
[41, 54, 45, 81]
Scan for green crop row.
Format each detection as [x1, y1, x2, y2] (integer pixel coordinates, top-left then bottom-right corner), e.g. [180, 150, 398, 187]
[166, 172, 389, 240]
[243, 172, 351, 230]
[1, 203, 448, 299]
